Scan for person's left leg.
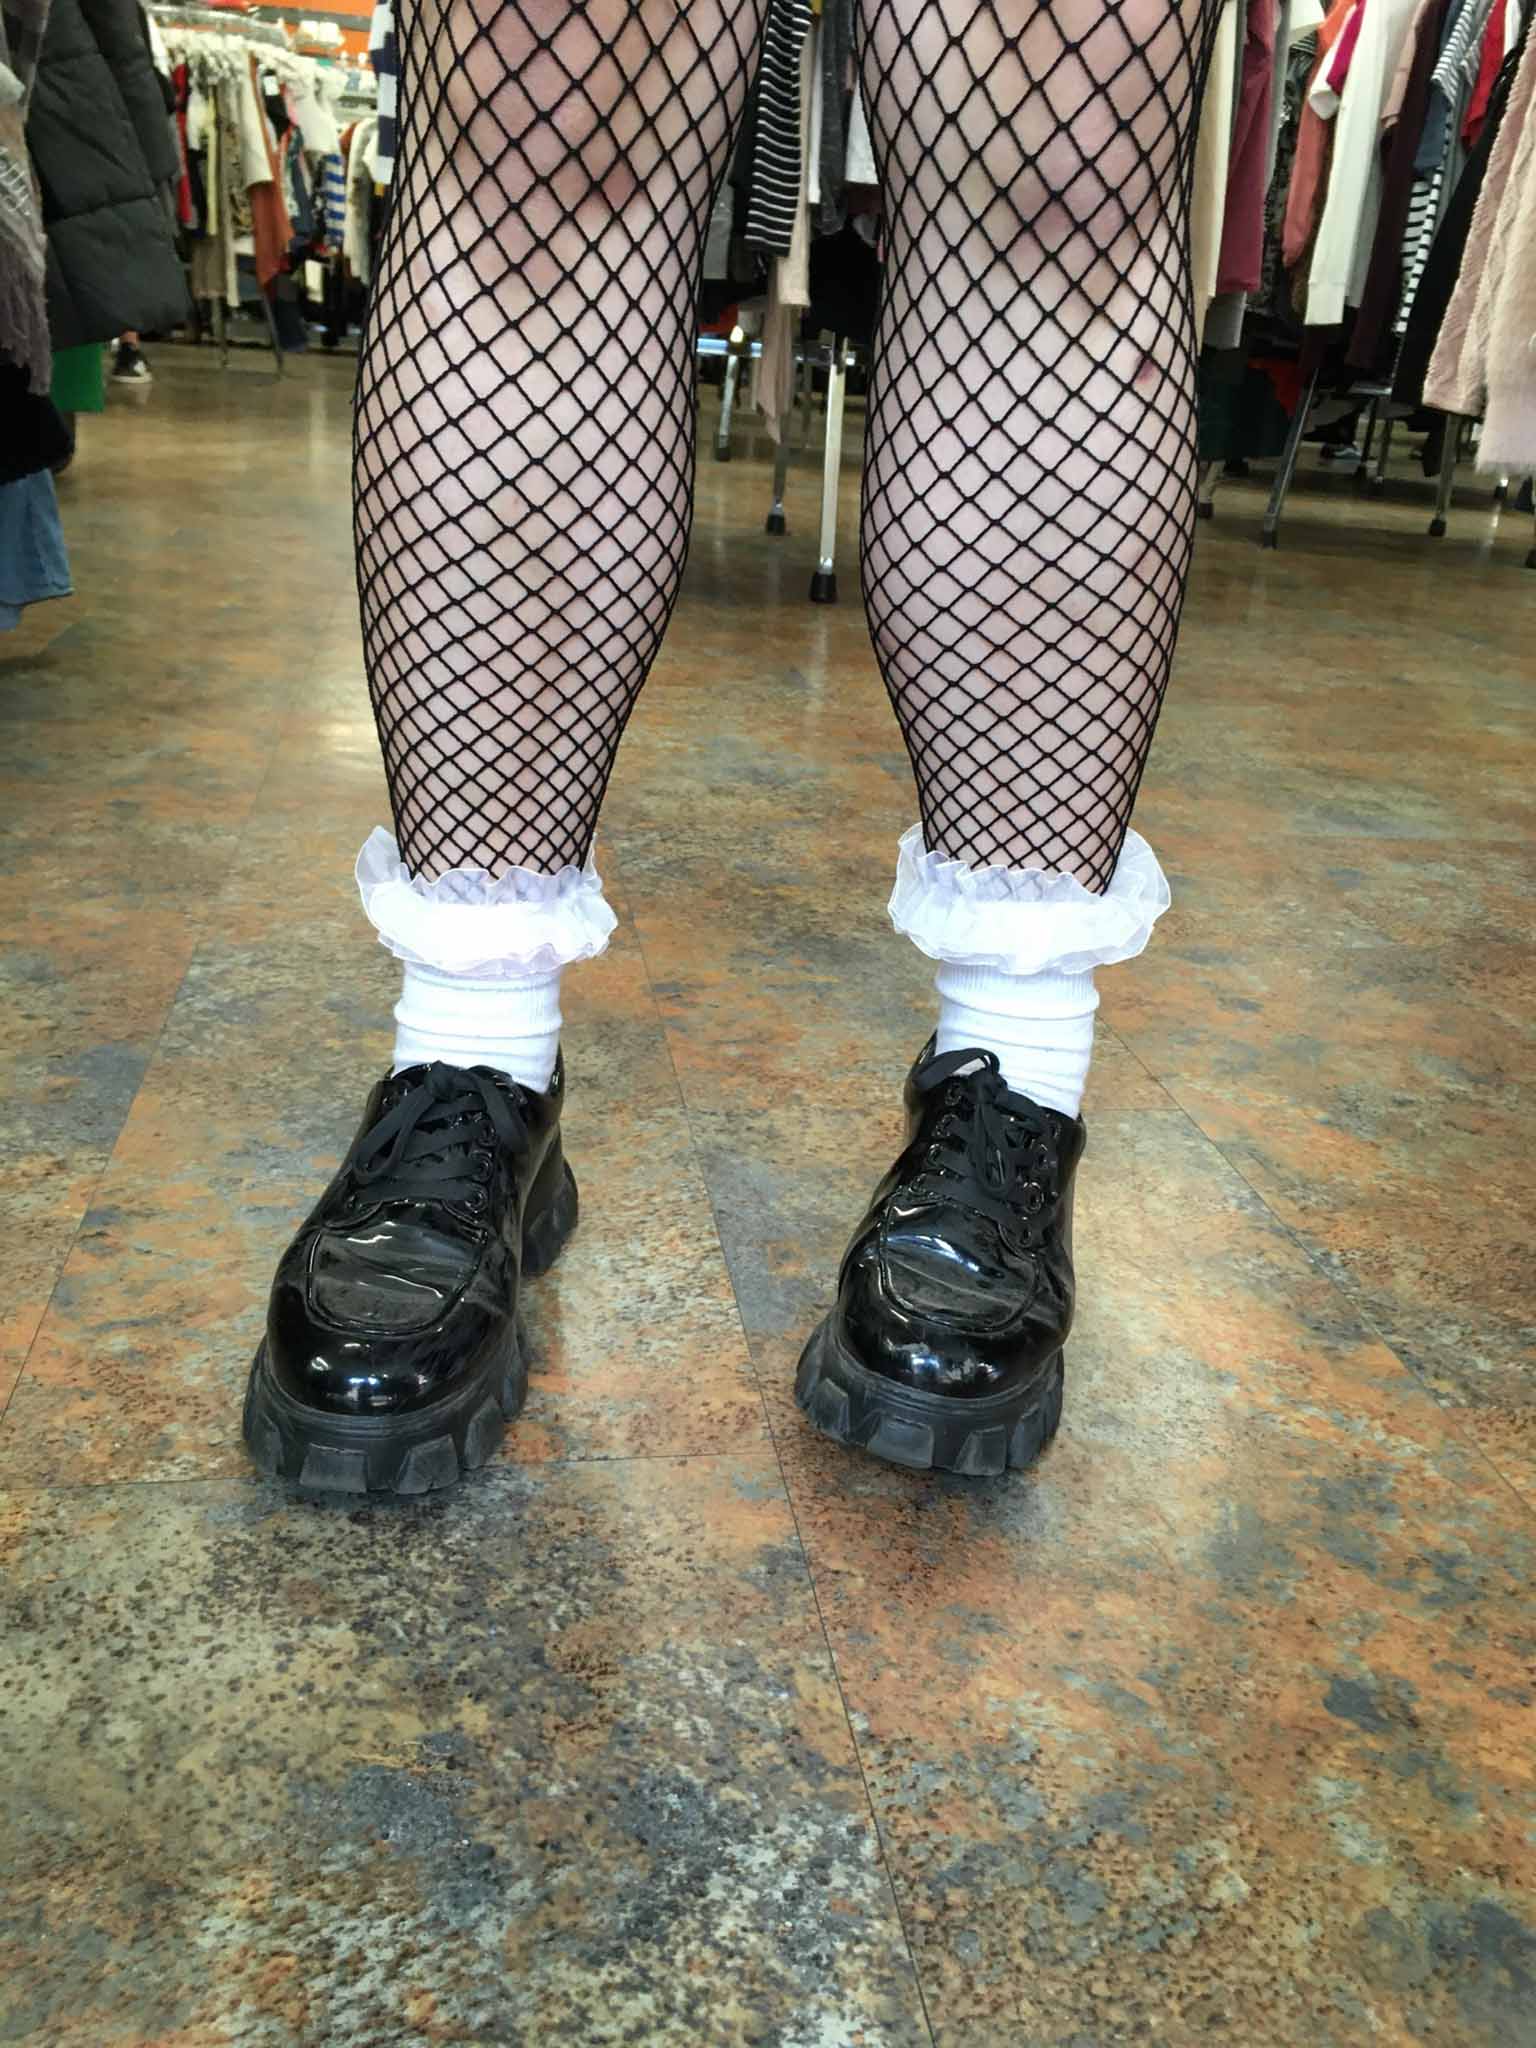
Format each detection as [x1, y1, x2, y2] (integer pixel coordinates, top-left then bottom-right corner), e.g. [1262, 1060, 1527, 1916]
[799, 0, 1221, 1476]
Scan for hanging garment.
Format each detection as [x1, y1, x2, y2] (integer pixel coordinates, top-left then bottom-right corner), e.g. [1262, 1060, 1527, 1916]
[366, 2, 397, 185]
[286, 71, 339, 158]
[745, 0, 812, 256]
[319, 149, 346, 254]
[1218, 0, 1282, 294]
[1190, 0, 1241, 332]
[1392, 28, 1525, 399]
[1464, 0, 1510, 139]
[1347, 0, 1455, 367]
[813, 0, 854, 233]
[0, 0, 51, 395]
[343, 113, 378, 282]
[1306, 0, 1423, 323]
[1282, 0, 1355, 268]
[1423, 23, 1536, 464]
[25, 0, 188, 349]
[243, 53, 294, 290]
[0, 468, 70, 629]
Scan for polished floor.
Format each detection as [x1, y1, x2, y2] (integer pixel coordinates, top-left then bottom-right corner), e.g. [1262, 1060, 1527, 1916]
[2, 348, 1533, 2047]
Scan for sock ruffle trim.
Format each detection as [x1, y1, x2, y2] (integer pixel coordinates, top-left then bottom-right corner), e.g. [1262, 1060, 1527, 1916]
[889, 825, 1171, 977]
[356, 828, 617, 976]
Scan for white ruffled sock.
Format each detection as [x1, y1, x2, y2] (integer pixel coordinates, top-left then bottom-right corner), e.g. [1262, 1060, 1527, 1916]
[355, 828, 619, 1098]
[934, 961, 1099, 1118]
[391, 960, 563, 1095]
[888, 823, 1173, 1122]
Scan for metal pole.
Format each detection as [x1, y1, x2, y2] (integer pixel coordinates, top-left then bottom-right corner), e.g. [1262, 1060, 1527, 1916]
[1261, 363, 1321, 549]
[766, 424, 791, 534]
[1427, 418, 1457, 537]
[715, 349, 741, 461]
[810, 339, 847, 602]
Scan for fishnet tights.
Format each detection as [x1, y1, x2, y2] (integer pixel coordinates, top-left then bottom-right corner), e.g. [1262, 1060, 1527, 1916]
[356, 0, 1219, 892]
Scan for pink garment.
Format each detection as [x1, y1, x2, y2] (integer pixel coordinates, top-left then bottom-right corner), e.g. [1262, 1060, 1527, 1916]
[1217, 0, 1281, 293]
[1282, 0, 1358, 270]
[1424, 27, 1536, 469]
[1320, 0, 1366, 107]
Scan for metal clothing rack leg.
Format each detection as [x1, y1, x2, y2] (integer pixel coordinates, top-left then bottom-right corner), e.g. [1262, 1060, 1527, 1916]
[765, 429, 791, 535]
[1260, 362, 1322, 549]
[715, 347, 742, 461]
[810, 337, 847, 603]
[1427, 420, 1459, 537]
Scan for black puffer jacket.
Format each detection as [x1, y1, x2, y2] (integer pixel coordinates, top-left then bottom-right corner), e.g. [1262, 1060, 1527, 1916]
[26, 0, 188, 349]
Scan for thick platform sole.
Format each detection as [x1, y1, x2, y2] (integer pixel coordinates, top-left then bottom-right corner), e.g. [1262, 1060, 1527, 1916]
[794, 1317, 1063, 1477]
[243, 1161, 579, 1497]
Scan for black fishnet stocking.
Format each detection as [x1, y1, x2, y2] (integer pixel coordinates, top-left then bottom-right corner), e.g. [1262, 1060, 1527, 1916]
[356, 0, 1219, 893]
[355, 0, 768, 878]
[860, 0, 1220, 888]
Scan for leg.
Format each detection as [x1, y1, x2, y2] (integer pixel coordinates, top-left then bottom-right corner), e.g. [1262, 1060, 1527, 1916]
[248, 0, 766, 1497]
[861, 0, 1220, 885]
[799, 0, 1221, 1477]
[357, 0, 766, 882]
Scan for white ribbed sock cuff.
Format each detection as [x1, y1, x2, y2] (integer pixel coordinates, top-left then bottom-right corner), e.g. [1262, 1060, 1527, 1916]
[393, 960, 563, 1095]
[935, 961, 1099, 1118]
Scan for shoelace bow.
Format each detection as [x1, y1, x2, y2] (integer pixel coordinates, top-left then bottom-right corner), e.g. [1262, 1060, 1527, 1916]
[907, 1049, 1060, 1240]
[350, 1063, 530, 1212]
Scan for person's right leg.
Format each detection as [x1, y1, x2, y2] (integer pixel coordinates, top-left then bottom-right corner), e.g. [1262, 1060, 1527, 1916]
[245, 0, 765, 1495]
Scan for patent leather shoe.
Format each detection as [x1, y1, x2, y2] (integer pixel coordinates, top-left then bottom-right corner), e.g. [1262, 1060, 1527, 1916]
[796, 1041, 1084, 1476]
[243, 1058, 576, 1495]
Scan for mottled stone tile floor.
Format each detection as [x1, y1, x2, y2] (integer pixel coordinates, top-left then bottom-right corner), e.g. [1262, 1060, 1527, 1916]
[0, 351, 1532, 2046]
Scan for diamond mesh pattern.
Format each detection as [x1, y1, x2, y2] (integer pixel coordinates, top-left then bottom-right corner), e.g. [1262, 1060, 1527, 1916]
[355, 0, 768, 878]
[860, 0, 1221, 887]
[356, 0, 1219, 893]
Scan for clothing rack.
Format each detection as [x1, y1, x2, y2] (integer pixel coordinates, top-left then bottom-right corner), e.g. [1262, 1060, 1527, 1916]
[148, 5, 287, 49]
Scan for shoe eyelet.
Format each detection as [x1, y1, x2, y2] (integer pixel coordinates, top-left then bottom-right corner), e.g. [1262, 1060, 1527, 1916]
[1018, 1181, 1046, 1216]
[473, 1148, 494, 1176]
[944, 1085, 962, 1107]
[465, 1189, 489, 1215]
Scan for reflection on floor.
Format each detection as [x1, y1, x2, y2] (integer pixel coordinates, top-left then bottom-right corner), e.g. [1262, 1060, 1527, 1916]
[2, 349, 1532, 2046]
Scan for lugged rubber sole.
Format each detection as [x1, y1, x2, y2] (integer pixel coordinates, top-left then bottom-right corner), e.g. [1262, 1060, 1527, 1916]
[243, 1161, 579, 1497]
[794, 1317, 1063, 1477]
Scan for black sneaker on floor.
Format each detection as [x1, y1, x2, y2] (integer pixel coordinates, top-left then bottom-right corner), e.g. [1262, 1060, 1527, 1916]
[244, 1059, 577, 1496]
[111, 341, 152, 383]
[797, 1042, 1085, 1477]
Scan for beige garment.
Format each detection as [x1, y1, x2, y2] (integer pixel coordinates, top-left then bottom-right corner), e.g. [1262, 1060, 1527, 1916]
[1191, 0, 1241, 338]
[1424, 27, 1536, 467]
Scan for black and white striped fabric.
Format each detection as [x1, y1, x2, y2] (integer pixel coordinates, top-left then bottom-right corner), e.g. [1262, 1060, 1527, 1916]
[744, 0, 812, 255]
[368, 0, 399, 184]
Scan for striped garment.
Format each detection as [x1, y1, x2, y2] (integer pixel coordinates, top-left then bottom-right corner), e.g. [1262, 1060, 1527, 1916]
[369, 1, 399, 184]
[745, 0, 813, 256]
[321, 150, 348, 253]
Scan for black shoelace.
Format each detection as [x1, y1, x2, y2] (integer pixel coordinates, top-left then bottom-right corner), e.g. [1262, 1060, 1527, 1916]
[907, 1049, 1060, 1243]
[350, 1064, 529, 1212]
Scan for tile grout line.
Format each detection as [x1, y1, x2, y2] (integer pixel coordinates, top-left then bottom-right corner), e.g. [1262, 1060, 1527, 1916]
[598, 831, 941, 2048]
[0, 585, 351, 1445]
[1128, 1059, 1536, 1531]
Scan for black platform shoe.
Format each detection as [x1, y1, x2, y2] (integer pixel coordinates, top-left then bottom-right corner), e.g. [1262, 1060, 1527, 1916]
[796, 1042, 1085, 1477]
[243, 1059, 577, 1495]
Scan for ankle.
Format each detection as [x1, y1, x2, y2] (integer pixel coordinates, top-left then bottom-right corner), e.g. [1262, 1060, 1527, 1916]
[392, 960, 563, 1094]
[934, 961, 1098, 1118]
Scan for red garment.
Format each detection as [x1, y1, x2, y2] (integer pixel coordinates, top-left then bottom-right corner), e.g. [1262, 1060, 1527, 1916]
[1218, 0, 1281, 294]
[173, 62, 194, 229]
[1282, 0, 1358, 270]
[1463, 0, 1508, 144]
[247, 52, 295, 293]
[1324, 0, 1366, 99]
